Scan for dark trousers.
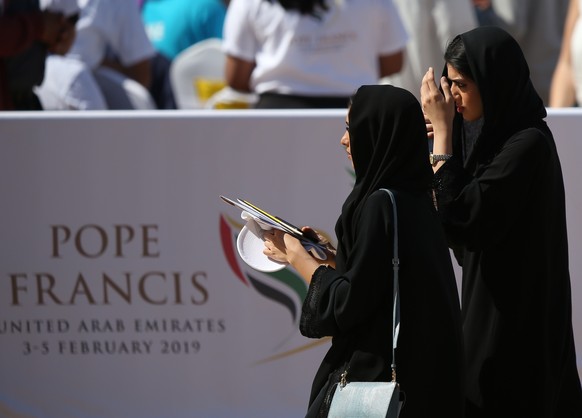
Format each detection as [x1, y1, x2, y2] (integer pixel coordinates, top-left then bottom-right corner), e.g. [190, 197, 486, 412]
[255, 92, 350, 109]
[12, 90, 43, 110]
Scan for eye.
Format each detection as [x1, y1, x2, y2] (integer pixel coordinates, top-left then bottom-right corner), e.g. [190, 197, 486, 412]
[345, 123, 349, 131]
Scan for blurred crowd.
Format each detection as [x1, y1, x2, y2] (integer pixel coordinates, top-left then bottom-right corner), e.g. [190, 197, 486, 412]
[0, 0, 579, 111]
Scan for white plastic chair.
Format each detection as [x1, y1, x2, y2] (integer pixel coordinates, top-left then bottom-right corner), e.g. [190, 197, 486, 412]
[93, 66, 157, 110]
[169, 38, 226, 109]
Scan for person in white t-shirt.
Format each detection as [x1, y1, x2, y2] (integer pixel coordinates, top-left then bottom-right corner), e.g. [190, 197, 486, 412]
[223, 0, 408, 108]
[36, 0, 156, 110]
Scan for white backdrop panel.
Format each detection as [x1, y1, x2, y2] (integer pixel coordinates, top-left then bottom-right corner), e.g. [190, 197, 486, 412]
[0, 109, 580, 418]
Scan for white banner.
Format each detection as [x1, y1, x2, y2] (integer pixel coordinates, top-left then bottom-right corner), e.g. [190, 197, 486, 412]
[0, 109, 580, 417]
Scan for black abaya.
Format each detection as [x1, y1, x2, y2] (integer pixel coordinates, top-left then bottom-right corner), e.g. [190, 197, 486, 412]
[300, 86, 465, 418]
[433, 27, 582, 417]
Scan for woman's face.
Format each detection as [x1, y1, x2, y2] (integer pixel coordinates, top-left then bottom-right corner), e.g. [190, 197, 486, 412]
[340, 114, 353, 167]
[447, 63, 483, 121]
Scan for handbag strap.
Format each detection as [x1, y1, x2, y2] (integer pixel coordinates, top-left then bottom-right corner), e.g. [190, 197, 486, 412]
[339, 188, 401, 388]
[380, 188, 400, 383]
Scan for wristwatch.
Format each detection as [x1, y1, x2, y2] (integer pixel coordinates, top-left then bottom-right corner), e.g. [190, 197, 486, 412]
[429, 153, 453, 165]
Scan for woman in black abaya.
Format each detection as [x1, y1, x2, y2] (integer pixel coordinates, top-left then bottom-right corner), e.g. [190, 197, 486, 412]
[421, 26, 582, 417]
[263, 85, 465, 417]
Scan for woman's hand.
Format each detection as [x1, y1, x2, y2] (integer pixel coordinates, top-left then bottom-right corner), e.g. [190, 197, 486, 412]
[302, 226, 337, 267]
[420, 67, 455, 133]
[421, 67, 455, 170]
[424, 113, 434, 139]
[262, 229, 305, 264]
[263, 228, 329, 284]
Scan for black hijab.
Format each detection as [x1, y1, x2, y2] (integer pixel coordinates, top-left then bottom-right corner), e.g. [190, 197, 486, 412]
[336, 85, 433, 253]
[444, 26, 547, 168]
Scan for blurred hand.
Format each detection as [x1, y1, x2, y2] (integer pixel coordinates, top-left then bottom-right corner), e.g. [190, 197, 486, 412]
[40, 11, 65, 46]
[49, 18, 76, 55]
[473, 0, 492, 11]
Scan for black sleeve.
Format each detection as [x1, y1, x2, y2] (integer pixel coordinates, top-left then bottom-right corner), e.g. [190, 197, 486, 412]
[433, 129, 550, 251]
[299, 192, 393, 339]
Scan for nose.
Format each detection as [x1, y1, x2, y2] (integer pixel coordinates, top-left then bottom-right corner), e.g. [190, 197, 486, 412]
[341, 130, 349, 147]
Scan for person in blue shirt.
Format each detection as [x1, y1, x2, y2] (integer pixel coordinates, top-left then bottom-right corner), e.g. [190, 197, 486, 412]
[141, 0, 227, 61]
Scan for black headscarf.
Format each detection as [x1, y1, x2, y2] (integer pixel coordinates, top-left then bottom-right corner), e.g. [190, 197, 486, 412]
[444, 26, 547, 169]
[336, 85, 433, 252]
